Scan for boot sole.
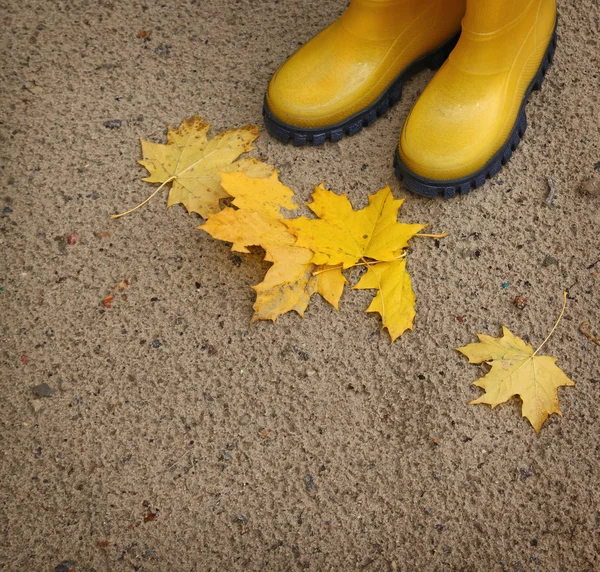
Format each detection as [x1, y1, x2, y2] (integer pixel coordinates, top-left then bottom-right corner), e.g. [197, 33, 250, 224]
[263, 32, 461, 146]
[394, 19, 558, 199]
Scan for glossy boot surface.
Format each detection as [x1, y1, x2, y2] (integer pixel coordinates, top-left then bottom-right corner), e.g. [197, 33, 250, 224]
[396, 0, 558, 198]
[264, 0, 466, 146]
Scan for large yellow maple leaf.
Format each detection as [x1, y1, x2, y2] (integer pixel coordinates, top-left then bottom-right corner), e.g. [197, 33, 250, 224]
[458, 324, 575, 433]
[137, 115, 273, 218]
[200, 172, 345, 320]
[285, 185, 426, 268]
[284, 184, 426, 339]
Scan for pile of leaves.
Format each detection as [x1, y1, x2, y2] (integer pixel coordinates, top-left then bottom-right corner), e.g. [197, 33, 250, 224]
[114, 115, 577, 433]
[116, 115, 431, 341]
[202, 172, 427, 340]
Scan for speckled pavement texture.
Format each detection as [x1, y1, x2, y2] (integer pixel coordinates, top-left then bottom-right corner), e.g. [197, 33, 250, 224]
[1, 1, 599, 570]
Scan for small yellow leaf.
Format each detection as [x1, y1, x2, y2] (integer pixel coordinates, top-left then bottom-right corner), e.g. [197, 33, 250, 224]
[458, 326, 575, 433]
[286, 185, 426, 269]
[354, 258, 416, 341]
[138, 116, 274, 218]
[252, 246, 317, 321]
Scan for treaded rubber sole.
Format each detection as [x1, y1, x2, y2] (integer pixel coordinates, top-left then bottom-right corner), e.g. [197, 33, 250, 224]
[394, 20, 558, 199]
[263, 32, 461, 147]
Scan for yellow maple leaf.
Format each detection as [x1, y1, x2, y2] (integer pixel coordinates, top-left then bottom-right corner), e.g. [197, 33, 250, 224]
[201, 171, 299, 256]
[128, 115, 274, 218]
[457, 297, 575, 433]
[354, 257, 416, 341]
[285, 184, 426, 269]
[200, 172, 345, 321]
[252, 245, 317, 321]
[252, 246, 346, 321]
[201, 207, 293, 255]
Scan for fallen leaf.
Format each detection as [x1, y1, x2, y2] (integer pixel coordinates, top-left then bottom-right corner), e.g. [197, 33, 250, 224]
[286, 184, 425, 339]
[136, 29, 152, 39]
[144, 510, 156, 522]
[458, 296, 575, 433]
[102, 295, 114, 309]
[285, 184, 426, 269]
[133, 115, 273, 218]
[354, 257, 416, 341]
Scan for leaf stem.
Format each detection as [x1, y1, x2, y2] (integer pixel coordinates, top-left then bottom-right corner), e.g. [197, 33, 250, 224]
[311, 264, 344, 276]
[311, 253, 407, 276]
[532, 291, 568, 357]
[111, 177, 174, 219]
[415, 232, 448, 239]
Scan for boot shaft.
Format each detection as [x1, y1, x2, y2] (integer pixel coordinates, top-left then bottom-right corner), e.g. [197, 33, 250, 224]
[342, 0, 466, 40]
[453, 0, 557, 72]
[463, 0, 557, 33]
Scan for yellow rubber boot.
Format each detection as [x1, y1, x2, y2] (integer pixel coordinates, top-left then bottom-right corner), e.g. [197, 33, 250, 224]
[396, 0, 557, 198]
[264, 0, 466, 146]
